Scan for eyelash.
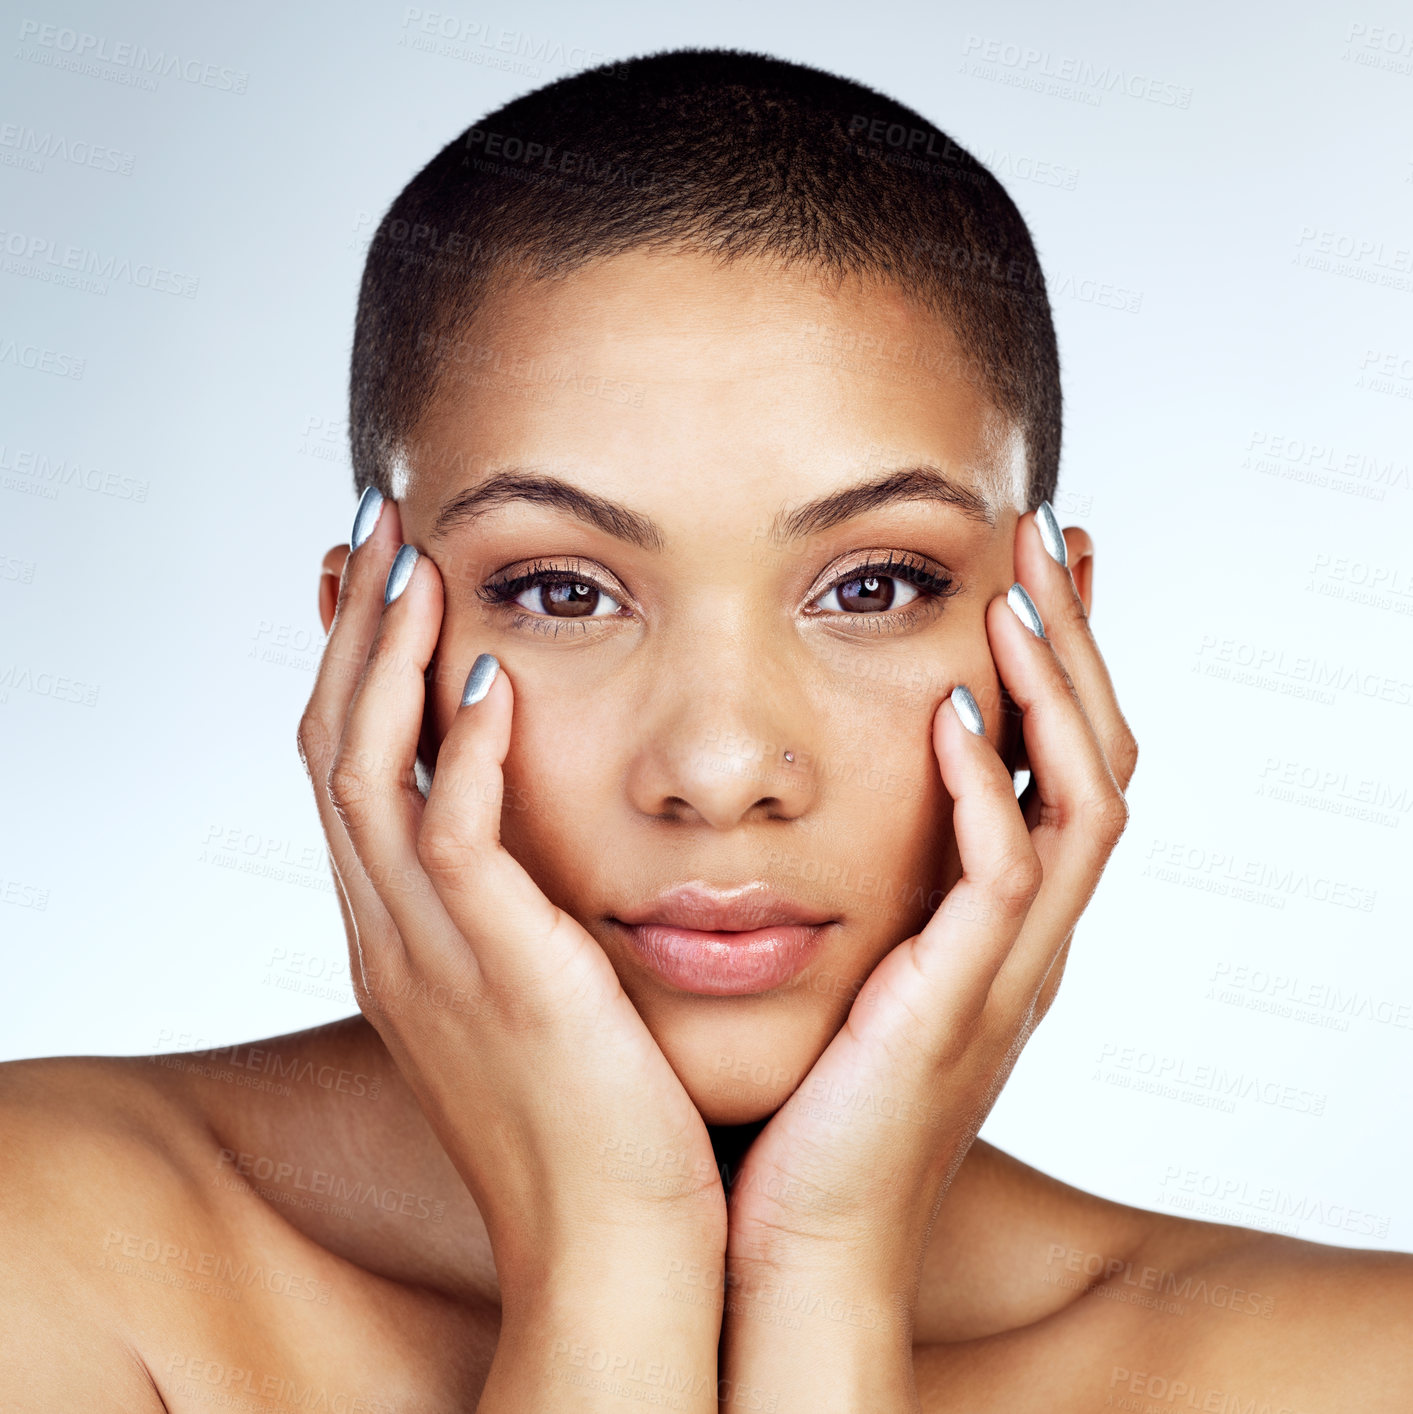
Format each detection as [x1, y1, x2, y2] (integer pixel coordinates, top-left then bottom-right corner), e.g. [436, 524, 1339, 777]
[475, 552, 960, 637]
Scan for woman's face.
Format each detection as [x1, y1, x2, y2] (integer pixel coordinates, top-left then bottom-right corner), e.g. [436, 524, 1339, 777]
[396, 247, 1027, 1124]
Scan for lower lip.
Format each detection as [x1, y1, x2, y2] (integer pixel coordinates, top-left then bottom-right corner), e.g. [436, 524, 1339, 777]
[612, 921, 833, 996]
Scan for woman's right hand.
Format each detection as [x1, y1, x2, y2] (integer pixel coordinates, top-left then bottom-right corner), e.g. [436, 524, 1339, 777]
[295, 489, 726, 1315]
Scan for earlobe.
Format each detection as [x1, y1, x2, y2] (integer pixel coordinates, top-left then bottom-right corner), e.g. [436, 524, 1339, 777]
[318, 544, 351, 634]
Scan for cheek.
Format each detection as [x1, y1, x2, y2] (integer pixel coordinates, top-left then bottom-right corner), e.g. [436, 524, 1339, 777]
[493, 681, 626, 888]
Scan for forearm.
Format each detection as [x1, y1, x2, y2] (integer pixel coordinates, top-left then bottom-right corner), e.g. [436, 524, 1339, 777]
[721, 1259, 919, 1414]
[478, 1240, 725, 1413]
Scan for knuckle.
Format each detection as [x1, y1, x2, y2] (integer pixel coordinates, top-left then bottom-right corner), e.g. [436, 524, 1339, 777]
[926, 1017, 974, 1070]
[355, 955, 411, 1021]
[296, 709, 335, 775]
[1114, 730, 1140, 784]
[1085, 789, 1131, 849]
[327, 752, 376, 817]
[990, 848, 1043, 911]
[415, 815, 474, 877]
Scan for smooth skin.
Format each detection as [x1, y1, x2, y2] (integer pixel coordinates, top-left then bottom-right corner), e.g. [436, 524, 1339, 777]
[1, 248, 1409, 1412]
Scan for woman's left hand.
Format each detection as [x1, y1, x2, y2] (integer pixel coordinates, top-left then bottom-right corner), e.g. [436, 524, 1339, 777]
[720, 507, 1140, 1411]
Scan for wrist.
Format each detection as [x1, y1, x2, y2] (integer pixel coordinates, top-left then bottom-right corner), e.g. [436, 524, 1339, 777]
[722, 1279, 917, 1414]
[721, 1251, 920, 1414]
[486, 1242, 727, 1414]
[502, 1221, 726, 1308]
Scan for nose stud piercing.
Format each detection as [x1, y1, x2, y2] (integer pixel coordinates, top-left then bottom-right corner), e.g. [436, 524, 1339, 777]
[783, 750, 795, 763]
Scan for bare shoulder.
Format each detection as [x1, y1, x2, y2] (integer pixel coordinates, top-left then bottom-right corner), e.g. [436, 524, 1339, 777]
[0, 1038, 499, 1413]
[1114, 1212, 1413, 1401]
[916, 1155, 1413, 1413]
[0, 1053, 210, 1410]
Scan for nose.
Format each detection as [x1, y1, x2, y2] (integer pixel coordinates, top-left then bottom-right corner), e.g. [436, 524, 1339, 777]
[622, 654, 819, 830]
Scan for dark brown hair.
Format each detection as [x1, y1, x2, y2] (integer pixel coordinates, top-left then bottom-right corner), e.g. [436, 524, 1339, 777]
[350, 46, 1061, 507]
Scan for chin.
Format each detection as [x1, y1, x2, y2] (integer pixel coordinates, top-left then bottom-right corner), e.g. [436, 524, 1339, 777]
[638, 988, 848, 1127]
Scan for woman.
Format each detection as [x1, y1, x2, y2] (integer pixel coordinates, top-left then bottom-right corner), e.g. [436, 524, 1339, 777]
[4, 47, 1409, 1413]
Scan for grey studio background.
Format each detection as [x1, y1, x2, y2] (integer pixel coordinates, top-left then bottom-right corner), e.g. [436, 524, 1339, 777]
[3, 1, 1411, 1251]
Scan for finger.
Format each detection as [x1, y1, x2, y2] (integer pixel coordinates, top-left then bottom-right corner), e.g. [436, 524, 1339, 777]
[418, 655, 580, 992]
[1015, 506, 1139, 792]
[297, 490, 411, 965]
[331, 537, 474, 980]
[869, 682, 1040, 1030]
[983, 581, 1129, 1007]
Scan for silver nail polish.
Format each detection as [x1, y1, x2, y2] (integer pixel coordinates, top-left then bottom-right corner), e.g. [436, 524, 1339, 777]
[413, 752, 435, 800]
[351, 485, 384, 551]
[462, 653, 499, 706]
[1007, 582, 1046, 639]
[1036, 500, 1067, 567]
[384, 543, 419, 604]
[951, 684, 985, 736]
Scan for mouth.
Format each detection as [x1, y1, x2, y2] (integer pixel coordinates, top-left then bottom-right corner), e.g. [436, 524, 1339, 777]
[607, 881, 838, 997]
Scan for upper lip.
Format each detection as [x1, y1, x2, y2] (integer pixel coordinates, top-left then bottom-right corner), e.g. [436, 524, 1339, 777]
[611, 882, 836, 932]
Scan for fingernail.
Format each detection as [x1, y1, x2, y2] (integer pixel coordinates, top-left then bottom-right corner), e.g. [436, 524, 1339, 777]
[950, 684, 985, 736]
[1036, 500, 1067, 567]
[384, 544, 419, 604]
[1007, 582, 1046, 639]
[462, 653, 499, 706]
[351, 485, 384, 551]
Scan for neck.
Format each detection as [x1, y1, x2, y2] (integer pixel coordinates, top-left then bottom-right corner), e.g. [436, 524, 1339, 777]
[707, 1116, 771, 1201]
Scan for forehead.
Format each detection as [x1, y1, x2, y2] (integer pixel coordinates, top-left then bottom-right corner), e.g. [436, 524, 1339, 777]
[400, 246, 1024, 527]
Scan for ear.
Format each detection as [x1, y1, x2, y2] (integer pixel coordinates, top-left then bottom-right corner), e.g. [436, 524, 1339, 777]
[1062, 525, 1095, 615]
[319, 544, 351, 635]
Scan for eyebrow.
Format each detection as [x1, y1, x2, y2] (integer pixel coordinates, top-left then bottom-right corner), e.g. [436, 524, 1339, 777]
[428, 463, 995, 549]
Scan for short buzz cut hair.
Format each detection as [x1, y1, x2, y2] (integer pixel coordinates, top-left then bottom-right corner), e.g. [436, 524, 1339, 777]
[350, 46, 1062, 509]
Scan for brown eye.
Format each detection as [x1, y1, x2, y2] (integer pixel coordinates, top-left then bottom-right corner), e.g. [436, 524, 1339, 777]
[479, 561, 628, 625]
[837, 574, 908, 613]
[812, 554, 958, 620]
[485, 570, 625, 620]
[816, 573, 923, 615]
[523, 580, 604, 618]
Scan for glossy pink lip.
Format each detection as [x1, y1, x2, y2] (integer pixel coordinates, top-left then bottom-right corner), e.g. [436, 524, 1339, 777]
[609, 882, 837, 996]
